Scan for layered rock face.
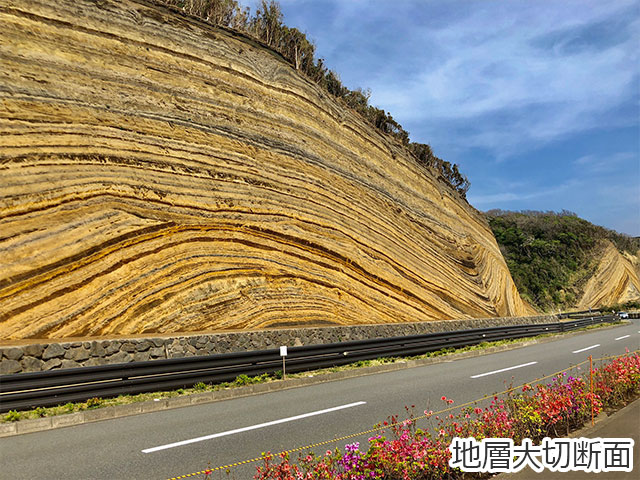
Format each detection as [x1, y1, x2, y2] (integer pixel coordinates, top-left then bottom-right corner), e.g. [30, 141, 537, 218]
[0, 0, 531, 340]
[578, 242, 640, 309]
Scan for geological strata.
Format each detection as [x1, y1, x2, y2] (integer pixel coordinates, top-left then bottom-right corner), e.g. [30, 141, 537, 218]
[0, 0, 532, 339]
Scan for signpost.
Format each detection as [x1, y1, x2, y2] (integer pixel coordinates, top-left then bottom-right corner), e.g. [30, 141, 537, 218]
[280, 346, 288, 380]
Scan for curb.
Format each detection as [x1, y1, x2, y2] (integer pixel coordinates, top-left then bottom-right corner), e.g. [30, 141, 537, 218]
[0, 321, 629, 438]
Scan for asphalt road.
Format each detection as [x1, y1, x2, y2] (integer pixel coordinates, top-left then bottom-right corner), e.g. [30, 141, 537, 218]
[1, 320, 638, 480]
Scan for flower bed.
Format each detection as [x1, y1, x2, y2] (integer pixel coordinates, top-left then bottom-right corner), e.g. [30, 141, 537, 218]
[251, 353, 639, 480]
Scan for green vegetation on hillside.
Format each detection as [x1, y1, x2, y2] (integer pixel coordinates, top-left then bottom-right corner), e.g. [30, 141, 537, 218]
[600, 301, 640, 312]
[158, 0, 470, 196]
[486, 210, 639, 311]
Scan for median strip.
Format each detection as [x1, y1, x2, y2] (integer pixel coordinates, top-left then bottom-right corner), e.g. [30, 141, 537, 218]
[470, 361, 537, 378]
[141, 401, 366, 453]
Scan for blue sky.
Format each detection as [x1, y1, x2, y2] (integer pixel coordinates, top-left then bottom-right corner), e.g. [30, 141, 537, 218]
[246, 0, 640, 235]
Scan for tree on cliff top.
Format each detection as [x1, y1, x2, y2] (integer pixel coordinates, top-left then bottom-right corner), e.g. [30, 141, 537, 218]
[251, 0, 284, 47]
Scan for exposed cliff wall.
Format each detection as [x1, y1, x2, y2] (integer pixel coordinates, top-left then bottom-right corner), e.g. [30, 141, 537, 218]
[0, 0, 531, 340]
[578, 242, 640, 309]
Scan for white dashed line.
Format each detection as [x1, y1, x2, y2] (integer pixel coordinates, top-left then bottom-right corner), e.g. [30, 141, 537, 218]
[142, 401, 367, 453]
[572, 344, 600, 354]
[470, 361, 537, 378]
[615, 335, 630, 341]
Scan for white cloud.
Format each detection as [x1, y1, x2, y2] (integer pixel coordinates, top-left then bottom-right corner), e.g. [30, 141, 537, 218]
[468, 179, 582, 206]
[276, 0, 638, 156]
[275, 0, 640, 234]
[358, 0, 639, 155]
[574, 152, 636, 173]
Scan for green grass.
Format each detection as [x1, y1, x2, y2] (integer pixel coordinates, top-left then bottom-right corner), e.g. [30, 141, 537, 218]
[1, 321, 620, 423]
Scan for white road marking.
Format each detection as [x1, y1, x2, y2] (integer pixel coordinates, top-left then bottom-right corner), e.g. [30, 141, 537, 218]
[572, 344, 600, 354]
[141, 401, 367, 453]
[615, 335, 630, 341]
[470, 361, 537, 379]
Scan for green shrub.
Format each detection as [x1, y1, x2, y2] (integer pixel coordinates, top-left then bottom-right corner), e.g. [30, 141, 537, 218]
[86, 397, 102, 408]
[33, 407, 47, 417]
[233, 374, 251, 386]
[193, 382, 207, 391]
[4, 410, 20, 422]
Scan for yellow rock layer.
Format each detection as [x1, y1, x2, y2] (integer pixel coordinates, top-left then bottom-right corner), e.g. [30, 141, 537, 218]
[578, 242, 640, 309]
[0, 0, 532, 340]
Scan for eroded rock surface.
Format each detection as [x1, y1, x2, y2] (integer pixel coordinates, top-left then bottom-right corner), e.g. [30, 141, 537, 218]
[578, 242, 640, 309]
[0, 0, 531, 339]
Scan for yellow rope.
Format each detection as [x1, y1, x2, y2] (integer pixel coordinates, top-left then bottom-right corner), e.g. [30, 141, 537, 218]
[168, 350, 638, 479]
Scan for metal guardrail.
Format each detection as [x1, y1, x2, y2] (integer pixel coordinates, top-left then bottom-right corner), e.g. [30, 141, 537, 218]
[0, 315, 617, 412]
[558, 310, 602, 319]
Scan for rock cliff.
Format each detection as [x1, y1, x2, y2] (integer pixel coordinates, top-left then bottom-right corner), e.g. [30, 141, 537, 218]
[0, 0, 531, 340]
[578, 242, 640, 309]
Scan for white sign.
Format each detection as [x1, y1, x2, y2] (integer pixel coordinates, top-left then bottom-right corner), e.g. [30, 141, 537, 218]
[280, 346, 288, 357]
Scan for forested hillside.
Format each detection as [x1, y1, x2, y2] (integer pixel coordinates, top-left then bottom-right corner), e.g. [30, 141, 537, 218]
[486, 210, 640, 311]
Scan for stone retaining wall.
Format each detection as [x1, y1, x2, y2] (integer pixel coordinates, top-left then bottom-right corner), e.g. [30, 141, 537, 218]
[0, 315, 557, 374]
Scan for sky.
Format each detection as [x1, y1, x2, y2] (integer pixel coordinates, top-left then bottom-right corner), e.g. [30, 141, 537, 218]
[246, 0, 640, 236]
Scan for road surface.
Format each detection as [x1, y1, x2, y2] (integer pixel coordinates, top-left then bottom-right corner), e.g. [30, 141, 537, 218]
[1, 320, 638, 479]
